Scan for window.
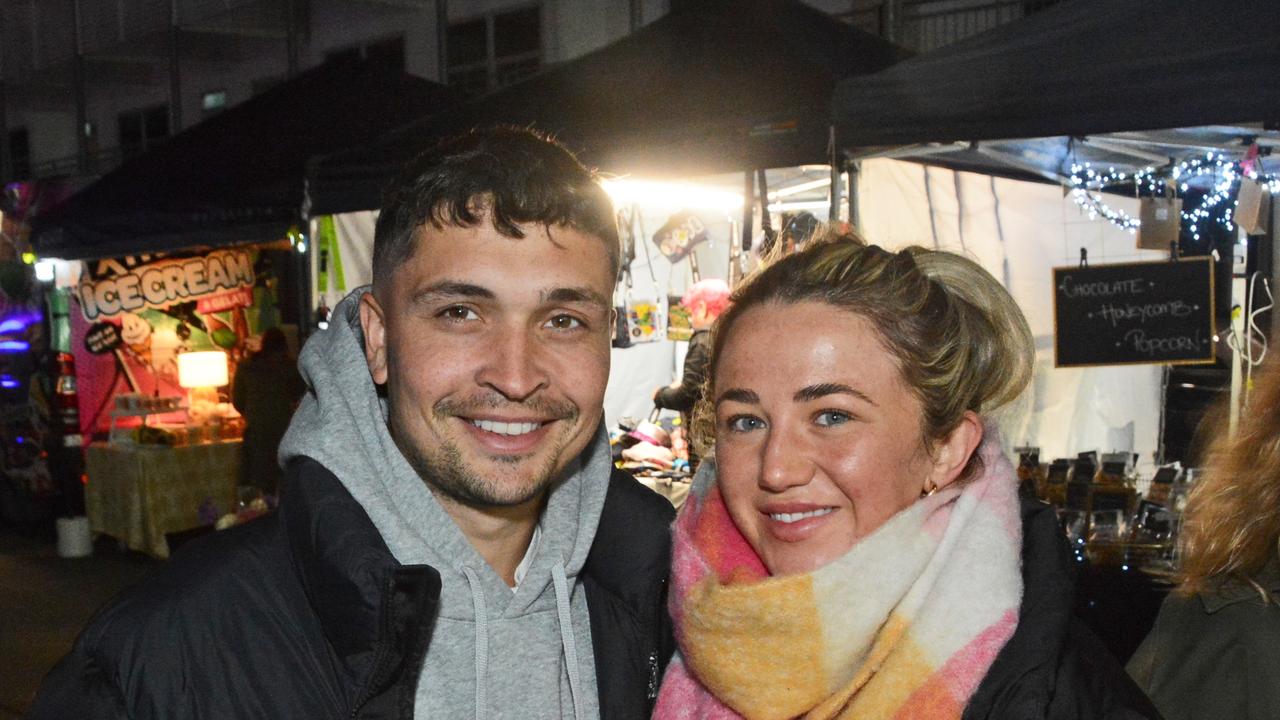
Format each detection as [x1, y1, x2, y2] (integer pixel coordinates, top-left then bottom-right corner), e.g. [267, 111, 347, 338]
[7, 128, 31, 181]
[324, 35, 406, 72]
[118, 104, 170, 158]
[201, 90, 227, 117]
[447, 6, 541, 97]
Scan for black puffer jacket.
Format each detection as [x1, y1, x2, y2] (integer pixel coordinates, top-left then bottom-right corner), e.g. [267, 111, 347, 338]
[28, 458, 676, 720]
[964, 499, 1164, 720]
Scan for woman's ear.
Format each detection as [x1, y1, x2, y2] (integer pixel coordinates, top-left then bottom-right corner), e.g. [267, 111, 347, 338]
[927, 411, 984, 492]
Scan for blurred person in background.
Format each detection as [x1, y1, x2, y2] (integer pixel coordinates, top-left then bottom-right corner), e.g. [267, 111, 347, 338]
[1128, 354, 1280, 720]
[655, 231, 1160, 719]
[232, 326, 305, 495]
[654, 278, 731, 470]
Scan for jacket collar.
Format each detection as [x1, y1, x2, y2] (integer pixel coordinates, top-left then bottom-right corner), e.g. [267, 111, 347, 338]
[1199, 556, 1280, 613]
[582, 468, 675, 610]
[280, 458, 440, 709]
[963, 498, 1075, 715]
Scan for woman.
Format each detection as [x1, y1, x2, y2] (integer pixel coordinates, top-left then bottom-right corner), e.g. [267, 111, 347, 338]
[654, 233, 1159, 719]
[655, 278, 732, 470]
[654, 278, 732, 419]
[1127, 355, 1280, 720]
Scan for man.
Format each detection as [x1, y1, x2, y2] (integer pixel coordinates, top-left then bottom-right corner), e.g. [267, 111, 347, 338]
[29, 128, 676, 719]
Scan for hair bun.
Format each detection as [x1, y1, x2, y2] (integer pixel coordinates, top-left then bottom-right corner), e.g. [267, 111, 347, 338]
[907, 248, 1034, 412]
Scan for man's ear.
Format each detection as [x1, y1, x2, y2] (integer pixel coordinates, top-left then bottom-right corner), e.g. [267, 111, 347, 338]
[359, 292, 389, 384]
[928, 410, 984, 492]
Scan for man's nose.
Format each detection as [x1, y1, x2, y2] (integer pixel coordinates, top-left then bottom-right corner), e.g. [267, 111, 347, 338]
[758, 424, 814, 492]
[474, 326, 550, 402]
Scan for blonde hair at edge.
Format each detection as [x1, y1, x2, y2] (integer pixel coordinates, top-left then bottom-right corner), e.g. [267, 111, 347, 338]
[693, 226, 1035, 481]
[1177, 353, 1280, 601]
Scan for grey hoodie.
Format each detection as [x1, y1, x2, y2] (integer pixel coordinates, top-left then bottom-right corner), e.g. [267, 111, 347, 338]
[279, 287, 608, 720]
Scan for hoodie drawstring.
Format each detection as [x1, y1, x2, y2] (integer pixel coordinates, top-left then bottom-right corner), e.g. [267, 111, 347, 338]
[461, 566, 490, 720]
[552, 559, 585, 720]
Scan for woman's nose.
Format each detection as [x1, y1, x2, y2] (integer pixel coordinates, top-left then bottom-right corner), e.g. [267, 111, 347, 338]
[757, 426, 813, 492]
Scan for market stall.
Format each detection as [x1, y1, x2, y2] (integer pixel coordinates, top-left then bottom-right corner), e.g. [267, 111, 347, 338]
[63, 246, 290, 556]
[85, 440, 241, 559]
[23, 57, 460, 555]
[827, 0, 1280, 660]
[829, 0, 1280, 471]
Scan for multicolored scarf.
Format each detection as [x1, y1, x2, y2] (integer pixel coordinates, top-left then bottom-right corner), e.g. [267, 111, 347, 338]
[654, 435, 1024, 720]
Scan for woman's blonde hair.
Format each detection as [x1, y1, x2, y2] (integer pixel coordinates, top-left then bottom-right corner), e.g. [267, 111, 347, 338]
[693, 228, 1034, 477]
[1178, 354, 1280, 599]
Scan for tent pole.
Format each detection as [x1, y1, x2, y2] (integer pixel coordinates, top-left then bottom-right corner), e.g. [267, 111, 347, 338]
[298, 227, 314, 341]
[1271, 198, 1280, 341]
[848, 160, 861, 229]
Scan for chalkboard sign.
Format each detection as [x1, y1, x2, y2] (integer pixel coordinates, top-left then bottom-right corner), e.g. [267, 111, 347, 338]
[1053, 258, 1215, 367]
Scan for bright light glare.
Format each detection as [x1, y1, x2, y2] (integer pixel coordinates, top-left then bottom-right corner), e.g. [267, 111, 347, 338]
[34, 259, 56, 282]
[770, 178, 830, 199]
[600, 178, 742, 214]
[767, 200, 830, 213]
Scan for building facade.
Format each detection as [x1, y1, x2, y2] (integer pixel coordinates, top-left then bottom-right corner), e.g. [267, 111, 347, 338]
[0, 0, 1065, 186]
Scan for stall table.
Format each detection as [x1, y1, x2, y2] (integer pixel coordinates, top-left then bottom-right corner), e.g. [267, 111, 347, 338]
[635, 474, 691, 509]
[86, 440, 242, 559]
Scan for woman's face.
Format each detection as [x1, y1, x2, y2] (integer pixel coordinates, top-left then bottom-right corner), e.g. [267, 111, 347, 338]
[713, 301, 947, 576]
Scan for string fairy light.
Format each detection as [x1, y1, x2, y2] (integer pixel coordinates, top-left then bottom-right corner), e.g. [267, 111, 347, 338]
[1069, 163, 1141, 233]
[1068, 151, 1280, 239]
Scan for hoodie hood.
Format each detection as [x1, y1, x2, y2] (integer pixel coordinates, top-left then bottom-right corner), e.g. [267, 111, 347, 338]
[279, 286, 608, 718]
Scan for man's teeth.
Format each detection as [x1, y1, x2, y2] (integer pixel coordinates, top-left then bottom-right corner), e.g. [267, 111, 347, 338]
[769, 508, 835, 524]
[471, 419, 541, 436]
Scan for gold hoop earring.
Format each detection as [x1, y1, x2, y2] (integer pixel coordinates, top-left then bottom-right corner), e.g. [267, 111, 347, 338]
[921, 479, 938, 498]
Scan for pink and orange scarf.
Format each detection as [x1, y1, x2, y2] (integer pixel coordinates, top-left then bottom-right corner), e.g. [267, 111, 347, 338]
[654, 435, 1024, 720]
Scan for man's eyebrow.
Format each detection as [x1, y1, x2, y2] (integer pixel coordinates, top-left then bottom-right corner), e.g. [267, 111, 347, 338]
[793, 382, 877, 406]
[542, 287, 610, 309]
[715, 388, 760, 406]
[409, 281, 495, 304]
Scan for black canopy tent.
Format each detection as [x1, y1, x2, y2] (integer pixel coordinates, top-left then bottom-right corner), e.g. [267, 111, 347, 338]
[307, 0, 907, 216]
[32, 58, 460, 260]
[831, 0, 1280, 155]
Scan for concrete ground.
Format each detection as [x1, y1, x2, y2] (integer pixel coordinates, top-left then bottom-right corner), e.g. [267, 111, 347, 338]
[0, 527, 157, 719]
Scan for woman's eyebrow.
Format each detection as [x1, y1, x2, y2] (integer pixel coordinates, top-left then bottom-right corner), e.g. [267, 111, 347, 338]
[715, 388, 760, 406]
[793, 382, 877, 406]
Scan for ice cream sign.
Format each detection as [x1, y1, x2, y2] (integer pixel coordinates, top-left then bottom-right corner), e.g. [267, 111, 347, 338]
[77, 249, 255, 321]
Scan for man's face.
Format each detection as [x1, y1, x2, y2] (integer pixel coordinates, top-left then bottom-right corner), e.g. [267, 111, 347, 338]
[360, 219, 614, 507]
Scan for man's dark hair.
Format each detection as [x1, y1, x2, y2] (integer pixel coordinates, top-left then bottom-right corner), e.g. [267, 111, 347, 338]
[372, 126, 620, 294]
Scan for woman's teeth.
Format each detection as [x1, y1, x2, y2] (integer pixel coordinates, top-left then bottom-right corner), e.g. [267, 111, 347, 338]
[471, 419, 541, 436]
[769, 508, 835, 524]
